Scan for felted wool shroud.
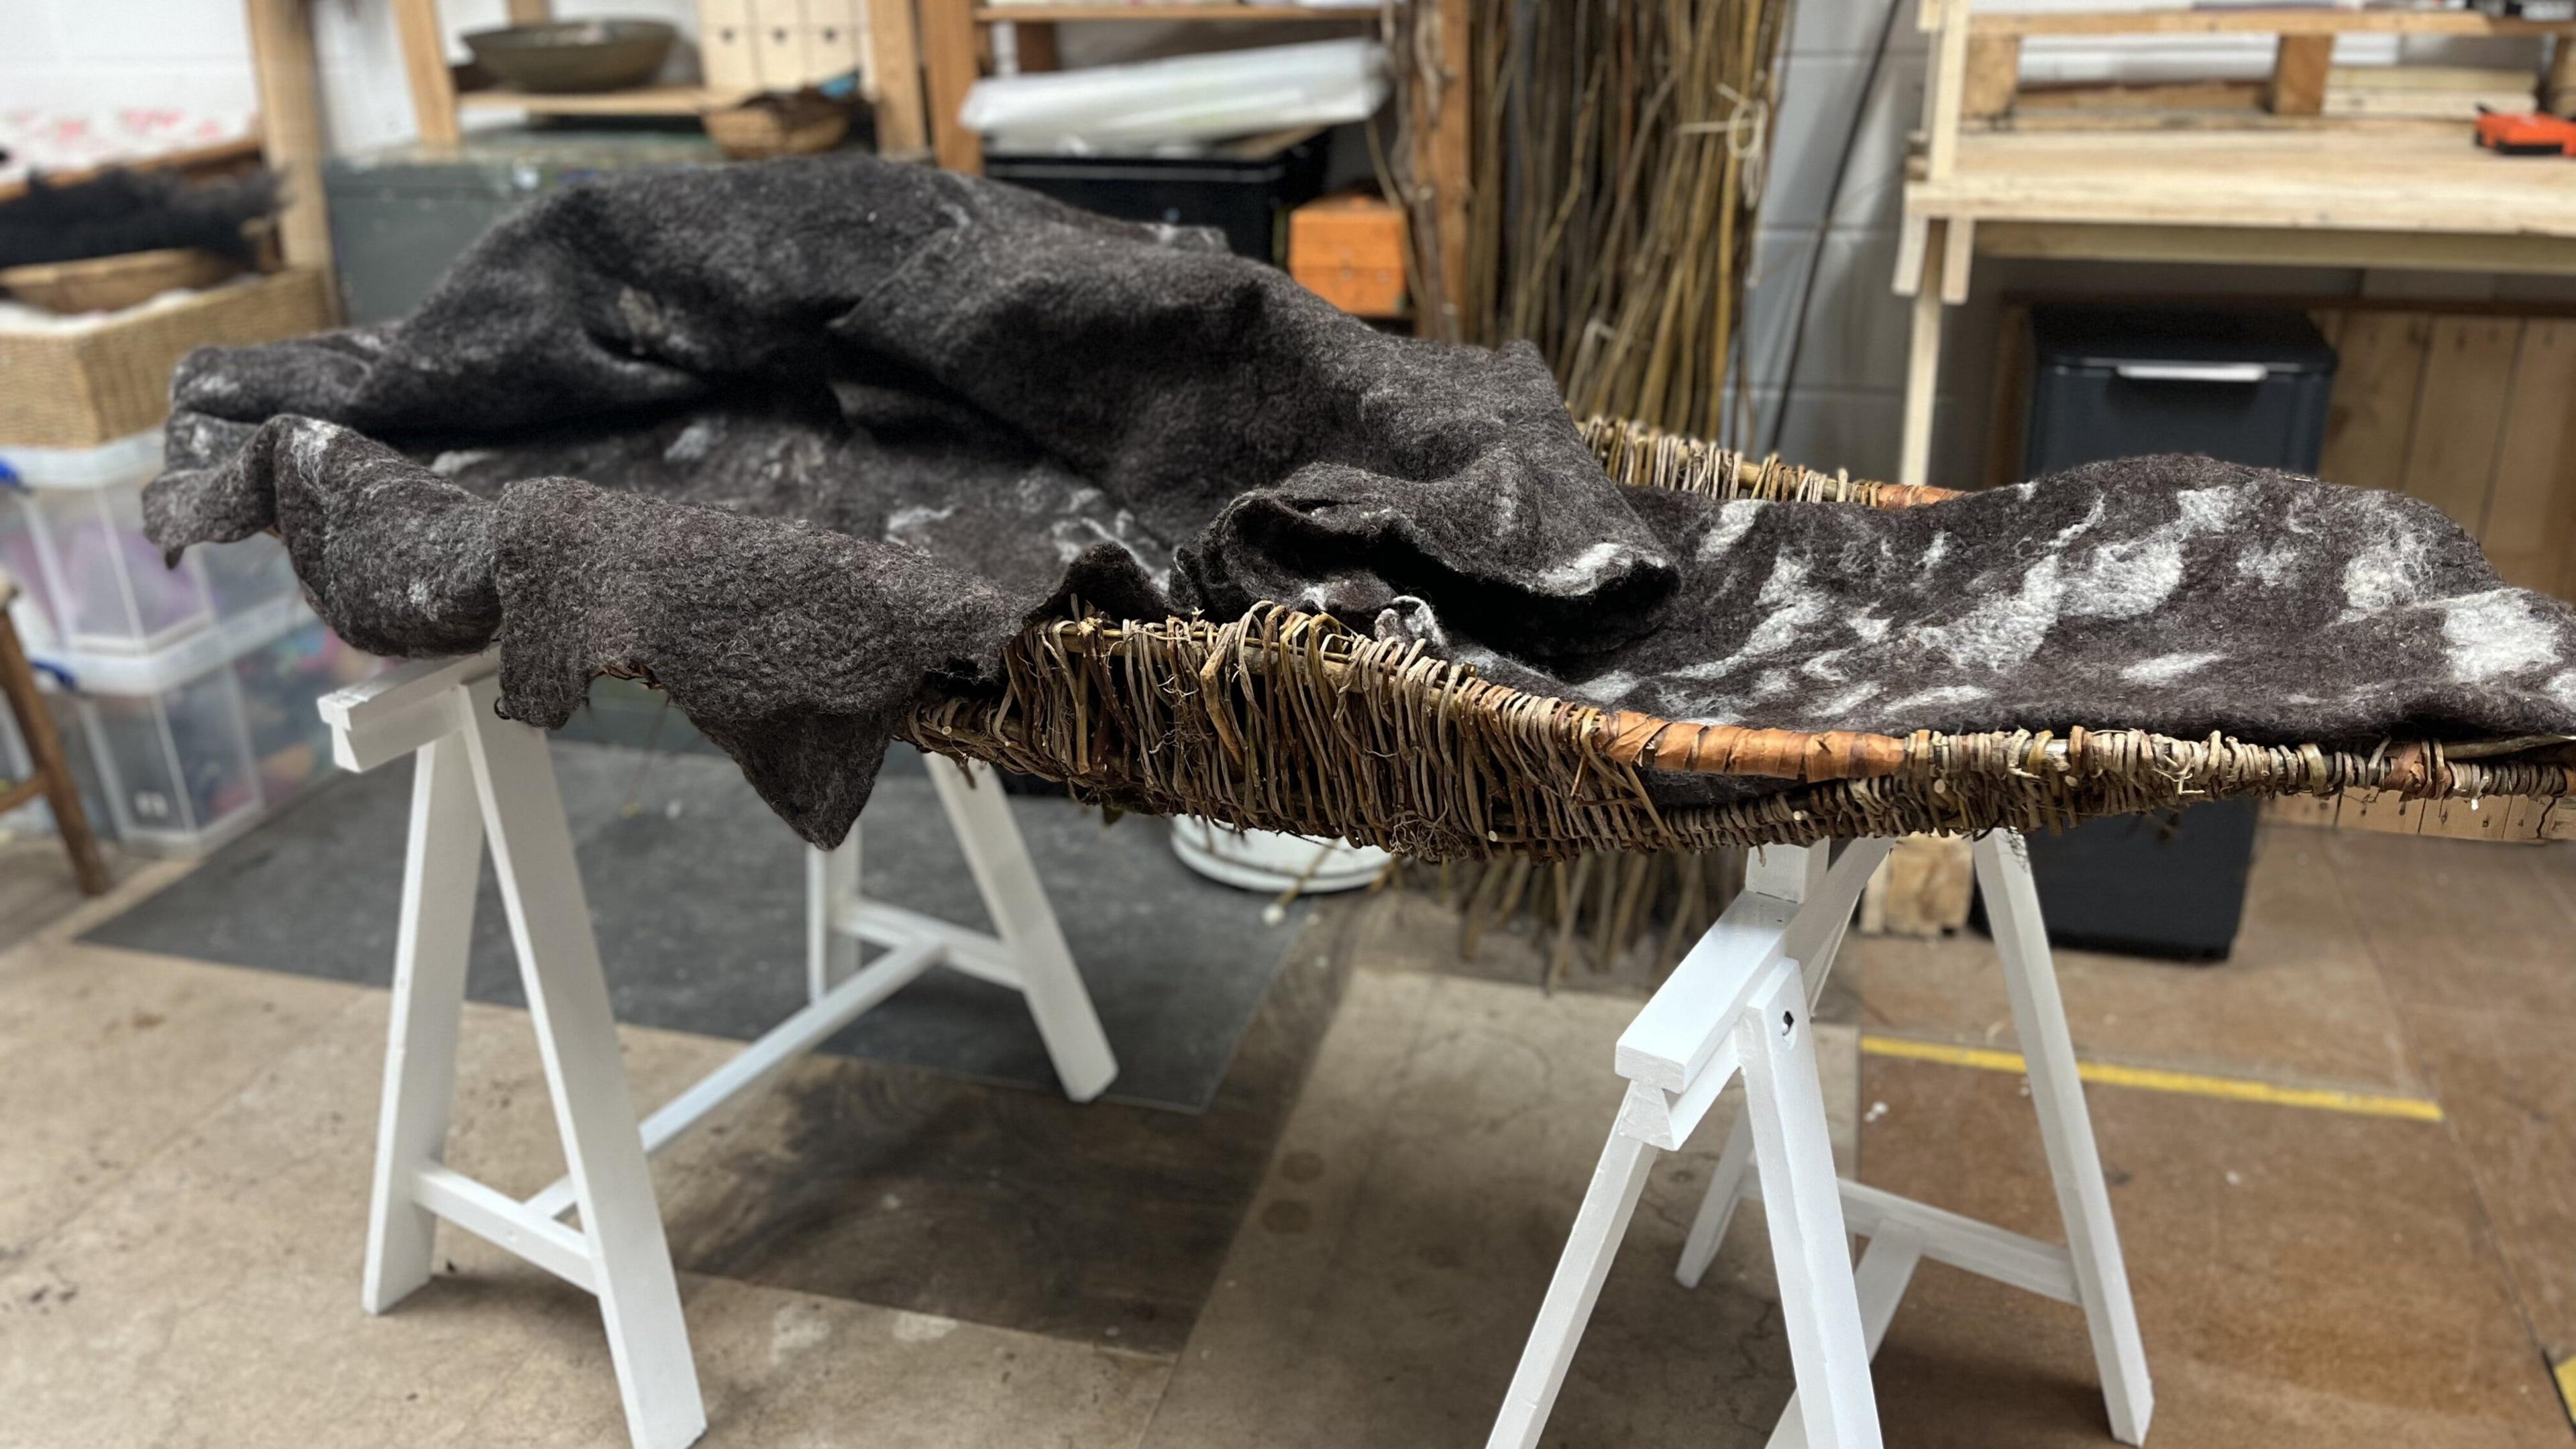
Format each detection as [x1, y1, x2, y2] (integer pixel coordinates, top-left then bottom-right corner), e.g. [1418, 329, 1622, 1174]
[146, 154, 2576, 850]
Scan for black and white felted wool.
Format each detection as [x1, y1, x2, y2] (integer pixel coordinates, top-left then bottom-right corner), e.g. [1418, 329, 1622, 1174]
[144, 154, 2576, 845]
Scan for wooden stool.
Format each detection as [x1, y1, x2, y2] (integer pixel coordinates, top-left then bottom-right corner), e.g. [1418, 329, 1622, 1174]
[0, 572, 109, 896]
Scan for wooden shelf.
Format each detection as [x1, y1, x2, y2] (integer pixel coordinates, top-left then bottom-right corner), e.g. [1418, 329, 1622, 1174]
[971, 5, 1373, 21]
[454, 84, 756, 117]
[1910, 128, 2576, 244]
[1974, 7, 2576, 37]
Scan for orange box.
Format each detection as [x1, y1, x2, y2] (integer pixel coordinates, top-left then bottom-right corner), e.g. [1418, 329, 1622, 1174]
[1290, 193, 1407, 319]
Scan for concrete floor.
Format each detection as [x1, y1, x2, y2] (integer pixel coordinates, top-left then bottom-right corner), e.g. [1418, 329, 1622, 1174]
[1, 821, 2571, 1446]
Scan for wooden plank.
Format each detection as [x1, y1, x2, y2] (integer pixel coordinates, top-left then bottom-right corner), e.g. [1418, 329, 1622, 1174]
[2322, 88, 2536, 120]
[2330, 64, 2538, 95]
[1409, 0, 1471, 342]
[2316, 311, 2429, 494]
[1012, 17, 1059, 70]
[2009, 78, 2265, 116]
[2267, 34, 2333, 116]
[1984, 299, 2031, 488]
[2484, 320, 2576, 595]
[2399, 315, 2518, 534]
[868, 0, 930, 158]
[2260, 794, 2341, 830]
[1976, 9, 2576, 39]
[1909, 129, 2576, 241]
[504, 0, 550, 21]
[1962, 35, 2021, 119]
[973, 4, 1368, 19]
[454, 84, 753, 115]
[920, 0, 983, 173]
[389, 0, 462, 148]
[1974, 221, 2576, 278]
[0, 616, 106, 895]
[1899, 219, 1945, 491]
[244, 0, 336, 278]
[1939, 216, 1973, 305]
[1925, 0, 1973, 180]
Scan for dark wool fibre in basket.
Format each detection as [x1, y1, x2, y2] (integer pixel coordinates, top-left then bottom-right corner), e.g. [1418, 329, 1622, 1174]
[144, 155, 2576, 846]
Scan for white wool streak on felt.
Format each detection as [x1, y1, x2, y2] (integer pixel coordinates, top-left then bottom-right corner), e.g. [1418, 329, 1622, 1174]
[2436, 590, 2559, 684]
[2123, 651, 2228, 685]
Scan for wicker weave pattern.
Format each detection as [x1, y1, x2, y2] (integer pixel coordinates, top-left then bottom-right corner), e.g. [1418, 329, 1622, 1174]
[898, 607, 2575, 861]
[894, 414, 2576, 858]
[0, 268, 330, 447]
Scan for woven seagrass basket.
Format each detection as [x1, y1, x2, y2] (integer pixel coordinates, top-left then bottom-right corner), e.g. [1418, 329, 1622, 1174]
[893, 415, 2576, 861]
[0, 267, 331, 447]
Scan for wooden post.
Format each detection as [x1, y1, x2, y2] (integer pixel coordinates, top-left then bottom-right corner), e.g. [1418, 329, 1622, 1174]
[1013, 19, 1059, 72]
[1924, 0, 1972, 180]
[2548, 34, 2575, 116]
[867, 0, 931, 159]
[0, 600, 109, 897]
[1409, 0, 1472, 341]
[1899, 219, 1947, 491]
[920, 0, 983, 174]
[390, 0, 464, 150]
[244, 0, 337, 278]
[1962, 35, 2021, 119]
[2268, 33, 2334, 116]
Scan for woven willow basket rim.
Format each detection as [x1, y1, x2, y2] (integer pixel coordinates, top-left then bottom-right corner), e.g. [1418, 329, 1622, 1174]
[883, 414, 2576, 859]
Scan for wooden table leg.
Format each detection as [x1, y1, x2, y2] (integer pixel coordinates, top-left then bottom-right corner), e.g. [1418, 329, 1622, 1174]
[0, 610, 109, 896]
[919, 0, 983, 174]
[1898, 219, 1948, 492]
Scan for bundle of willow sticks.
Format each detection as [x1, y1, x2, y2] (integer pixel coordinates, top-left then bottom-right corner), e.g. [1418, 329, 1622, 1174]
[1381, 1, 1792, 967]
[1383, 848, 1750, 987]
[1392, 0, 1791, 437]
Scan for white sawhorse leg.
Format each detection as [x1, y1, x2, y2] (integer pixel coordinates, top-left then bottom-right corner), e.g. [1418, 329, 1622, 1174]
[328, 653, 1118, 1449]
[804, 757, 1116, 1102]
[1491, 832, 2153, 1449]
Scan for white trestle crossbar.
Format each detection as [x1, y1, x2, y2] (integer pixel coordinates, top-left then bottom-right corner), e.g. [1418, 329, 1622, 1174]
[1489, 833, 2153, 1449]
[319, 652, 1117, 1449]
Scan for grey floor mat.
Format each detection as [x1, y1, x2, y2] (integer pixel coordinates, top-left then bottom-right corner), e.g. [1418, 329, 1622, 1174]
[83, 741, 1305, 1111]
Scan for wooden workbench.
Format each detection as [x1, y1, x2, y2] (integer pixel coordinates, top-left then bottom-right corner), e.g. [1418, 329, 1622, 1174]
[1895, 2, 2576, 490]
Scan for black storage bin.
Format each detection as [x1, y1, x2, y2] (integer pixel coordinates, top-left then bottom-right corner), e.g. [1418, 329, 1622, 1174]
[2005, 305, 2338, 960]
[983, 135, 1331, 266]
[2025, 307, 2337, 475]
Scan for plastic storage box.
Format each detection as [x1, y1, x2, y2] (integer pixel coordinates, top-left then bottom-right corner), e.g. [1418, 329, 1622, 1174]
[49, 608, 378, 855]
[2005, 305, 2339, 961]
[0, 431, 302, 657]
[983, 131, 1331, 265]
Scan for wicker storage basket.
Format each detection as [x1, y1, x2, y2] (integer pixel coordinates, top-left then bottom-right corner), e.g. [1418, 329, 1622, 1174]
[0, 268, 332, 448]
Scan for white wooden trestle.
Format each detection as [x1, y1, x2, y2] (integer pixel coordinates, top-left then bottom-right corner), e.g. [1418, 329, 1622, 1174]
[321, 652, 1116, 1449]
[1489, 833, 2153, 1449]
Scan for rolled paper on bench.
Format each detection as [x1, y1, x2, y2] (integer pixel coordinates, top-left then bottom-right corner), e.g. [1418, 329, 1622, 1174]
[1599, 712, 1909, 782]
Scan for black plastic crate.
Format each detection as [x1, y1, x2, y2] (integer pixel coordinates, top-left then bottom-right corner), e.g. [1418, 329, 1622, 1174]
[2003, 305, 2339, 961]
[983, 135, 1330, 266]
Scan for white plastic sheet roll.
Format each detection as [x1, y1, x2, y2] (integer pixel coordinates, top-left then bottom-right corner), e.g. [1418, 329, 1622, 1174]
[961, 38, 1389, 150]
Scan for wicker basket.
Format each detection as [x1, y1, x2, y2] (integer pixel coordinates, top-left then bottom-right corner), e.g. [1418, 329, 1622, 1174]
[0, 267, 333, 447]
[1, 248, 244, 316]
[884, 417, 2576, 859]
[702, 97, 851, 160]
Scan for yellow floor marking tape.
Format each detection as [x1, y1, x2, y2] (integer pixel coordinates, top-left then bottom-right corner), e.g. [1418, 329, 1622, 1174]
[2555, 1358, 2576, 1426]
[1858, 1034, 2445, 1123]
